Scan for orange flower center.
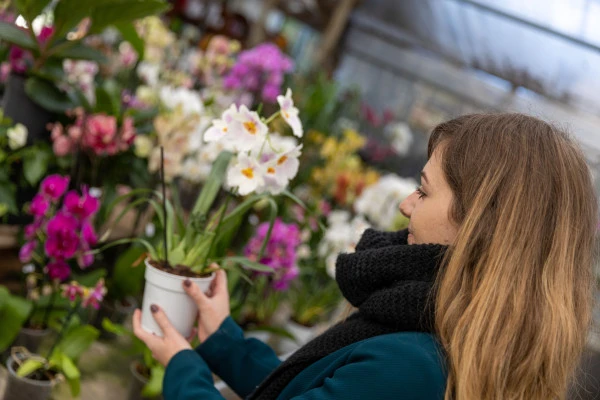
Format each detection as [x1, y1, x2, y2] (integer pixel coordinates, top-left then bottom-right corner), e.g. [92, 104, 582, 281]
[267, 167, 275, 174]
[277, 155, 287, 165]
[241, 167, 254, 179]
[243, 121, 257, 135]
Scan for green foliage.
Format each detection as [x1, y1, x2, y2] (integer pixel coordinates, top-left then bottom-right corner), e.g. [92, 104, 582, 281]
[25, 76, 74, 112]
[88, 0, 171, 35]
[0, 286, 33, 351]
[111, 244, 147, 299]
[0, 22, 38, 51]
[14, 0, 52, 27]
[58, 324, 99, 360]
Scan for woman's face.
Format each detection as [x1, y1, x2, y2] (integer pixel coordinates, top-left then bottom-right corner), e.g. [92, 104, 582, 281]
[399, 148, 458, 245]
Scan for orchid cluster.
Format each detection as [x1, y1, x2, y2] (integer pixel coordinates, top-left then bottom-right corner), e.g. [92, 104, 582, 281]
[204, 88, 303, 196]
[19, 175, 100, 281]
[61, 279, 107, 310]
[309, 129, 379, 207]
[244, 218, 301, 291]
[223, 43, 294, 104]
[49, 108, 136, 157]
[354, 174, 416, 230]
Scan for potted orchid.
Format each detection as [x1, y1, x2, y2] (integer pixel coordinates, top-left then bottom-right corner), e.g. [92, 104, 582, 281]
[17, 173, 101, 350]
[0, 0, 169, 140]
[104, 88, 305, 338]
[5, 279, 105, 400]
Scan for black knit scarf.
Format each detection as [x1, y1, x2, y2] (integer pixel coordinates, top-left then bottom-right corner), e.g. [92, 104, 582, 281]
[248, 228, 448, 400]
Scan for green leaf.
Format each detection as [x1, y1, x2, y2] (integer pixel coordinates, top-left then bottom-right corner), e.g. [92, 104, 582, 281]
[0, 182, 17, 214]
[23, 148, 50, 185]
[89, 0, 171, 35]
[58, 324, 99, 360]
[114, 22, 144, 61]
[25, 76, 74, 113]
[72, 268, 106, 287]
[31, 60, 66, 82]
[60, 353, 80, 379]
[0, 287, 32, 351]
[52, 0, 109, 39]
[192, 151, 233, 218]
[101, 318, 131, 337]
[142, 364, 164, 397]
[112, 245, 147, 298]
[16, 359, 45, 378]
[51, 41, 107, 62]
[0, 22, 38, 51]
[66, 376, 81, 397]
[94, 80, 121, 116]
[222, 256, 273, 273]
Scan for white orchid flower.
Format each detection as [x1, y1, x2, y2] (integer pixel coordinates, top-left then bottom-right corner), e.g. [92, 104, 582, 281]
[277, 88, 303, 138]
[204, 104, 240, 143]
[227, 153, 265, 195]
[7, 123, 27, 149]
[233, 105, 268, 152]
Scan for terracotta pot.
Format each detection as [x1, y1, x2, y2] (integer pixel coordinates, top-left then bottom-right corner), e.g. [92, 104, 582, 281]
[141, 260, 215, 337]
[2, 354, 54, 400]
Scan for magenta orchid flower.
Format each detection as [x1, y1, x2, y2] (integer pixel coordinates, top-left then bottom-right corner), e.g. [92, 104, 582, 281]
[40, 174, 70, 201]
[29, 194, 49, 218]
[45, 212, 80, 259]
[63, 188, 99, 220]
[47, 260, 71, 281]
[19, 240, 37, 263]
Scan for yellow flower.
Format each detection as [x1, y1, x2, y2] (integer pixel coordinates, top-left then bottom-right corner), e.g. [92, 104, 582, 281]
[134, 135, 153, 158]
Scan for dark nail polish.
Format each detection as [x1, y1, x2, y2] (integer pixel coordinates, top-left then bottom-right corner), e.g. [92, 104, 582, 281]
[184, 279, 191, 287]
[150, 304, 158, 313]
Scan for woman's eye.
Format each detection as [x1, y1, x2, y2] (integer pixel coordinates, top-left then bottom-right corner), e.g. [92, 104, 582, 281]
[415, 186, 426, 199]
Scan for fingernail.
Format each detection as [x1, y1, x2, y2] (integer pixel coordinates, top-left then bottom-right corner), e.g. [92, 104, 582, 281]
[184, 279, 191, 287]
[150, 304, 158, 313]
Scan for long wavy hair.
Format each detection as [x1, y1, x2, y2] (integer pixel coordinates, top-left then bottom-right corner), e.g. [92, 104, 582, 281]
[429, 114, 598, 399]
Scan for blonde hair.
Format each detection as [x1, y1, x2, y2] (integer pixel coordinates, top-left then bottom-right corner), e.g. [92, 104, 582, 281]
[429, 114, 598, 399]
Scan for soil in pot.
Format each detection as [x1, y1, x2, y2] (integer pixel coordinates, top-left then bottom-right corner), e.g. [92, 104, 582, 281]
[148, 259, 213, 278]
[3, 355, 56, 400]
[128, 361, 163, 400]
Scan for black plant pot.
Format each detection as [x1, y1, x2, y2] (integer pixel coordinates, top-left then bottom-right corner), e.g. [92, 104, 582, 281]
[1, 74, 54, 145]
[13, 327, 53, 354]
[2, 354, 54, 400]
[128, 361, 163, 400]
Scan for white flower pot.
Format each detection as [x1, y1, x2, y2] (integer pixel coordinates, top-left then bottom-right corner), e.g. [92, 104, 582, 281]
[141, 259, 215, 337]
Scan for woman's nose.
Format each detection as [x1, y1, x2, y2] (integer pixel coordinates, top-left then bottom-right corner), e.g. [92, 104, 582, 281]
[399, 192, 416, 218]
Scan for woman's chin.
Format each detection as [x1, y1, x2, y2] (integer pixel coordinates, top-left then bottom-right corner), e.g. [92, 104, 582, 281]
[407, 233, 415, 245]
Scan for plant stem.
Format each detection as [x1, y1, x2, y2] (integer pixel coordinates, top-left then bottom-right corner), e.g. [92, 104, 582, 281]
[202, 190, 233, 270]
[264, 111, 281, 125]
[160, 147, 168, 263]
[42, 286, 58, 329]
[46, 302, 80, 360]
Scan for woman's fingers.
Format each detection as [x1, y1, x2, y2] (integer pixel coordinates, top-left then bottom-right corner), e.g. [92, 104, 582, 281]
[213, 269, 228, 296]
[183, 279, 209, 307]
[132, 309, 159, 346]
[150, 304, 177, 337]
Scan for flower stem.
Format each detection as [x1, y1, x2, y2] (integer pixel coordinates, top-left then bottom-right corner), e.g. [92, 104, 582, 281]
[202, 189, 235, 271]
[264, 111, 281, 125]
[160, 147, 168, 264]
[41, 286, 58, 329]
[46, 301, 81, 361]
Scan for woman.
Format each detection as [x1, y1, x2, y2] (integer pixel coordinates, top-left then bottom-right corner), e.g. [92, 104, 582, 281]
[134, 113, 598, 399]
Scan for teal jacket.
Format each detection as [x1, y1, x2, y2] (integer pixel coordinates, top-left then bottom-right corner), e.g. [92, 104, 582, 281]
[163, 317, 447, 399]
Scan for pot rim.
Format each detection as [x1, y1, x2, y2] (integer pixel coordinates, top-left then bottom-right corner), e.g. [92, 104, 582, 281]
[6, 354, 56, 387]
[144, 258, 215, 282]
[129, 360, 150, 384]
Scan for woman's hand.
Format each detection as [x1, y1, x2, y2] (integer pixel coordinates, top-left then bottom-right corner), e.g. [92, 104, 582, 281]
[183, 267, 230, 342]
[132, 306, 194, 367]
